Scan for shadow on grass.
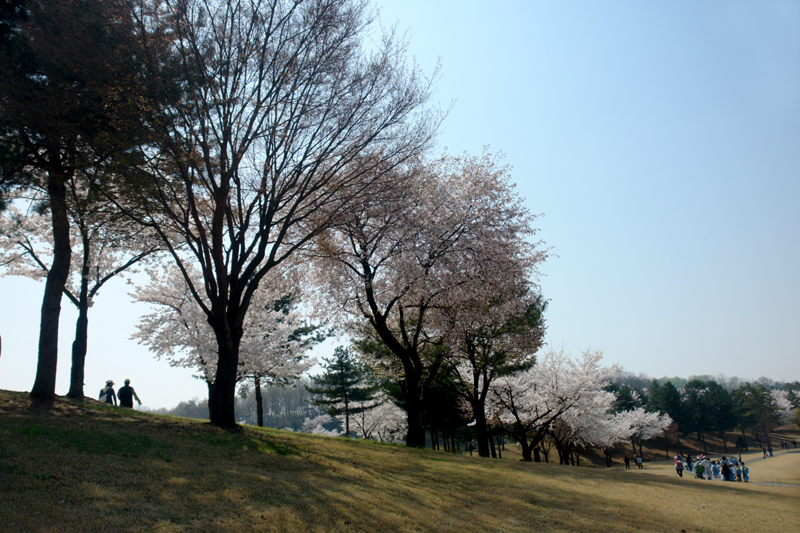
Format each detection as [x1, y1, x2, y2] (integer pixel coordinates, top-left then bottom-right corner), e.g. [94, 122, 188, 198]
[1, 391, 798, 533]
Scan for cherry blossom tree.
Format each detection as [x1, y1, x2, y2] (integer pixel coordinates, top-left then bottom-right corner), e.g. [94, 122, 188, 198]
[311, 151, 546, 447]
[489, 348, 617, 462]
[0, 179, 160, 398]
[444, 296, 546, 458]
[117, 0, 440, 427]
[585, 411, 637, 468]
[771, 389, 795, 426]
[625, 407, 672, 457]
[131, 263, 317, 412]
[302, 414, 342, 437]
[547, 386, 618, 466]
[344, 392, 407, 442]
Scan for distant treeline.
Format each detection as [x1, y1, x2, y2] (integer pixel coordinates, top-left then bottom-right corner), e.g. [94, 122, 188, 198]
[607, 372, 799, 454]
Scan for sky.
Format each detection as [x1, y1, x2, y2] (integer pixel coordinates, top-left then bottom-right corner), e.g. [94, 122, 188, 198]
[1, 0, 799, 409]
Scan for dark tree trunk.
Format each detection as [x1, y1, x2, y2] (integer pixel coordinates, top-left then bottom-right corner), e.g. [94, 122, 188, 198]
[520, 439, 533, 461]
[495, 435, 502, 459]
[31, 173, 72, 400]
[488, 432, 497, 458]
[404, 394, 425, 447]
[67, 235, 91, 399]
[533, 447, 541, 462]
[207, 380, 215, 419]
[255, 375, 264, 427]
[474, 403, 491, 458]
[209, 327, 240, 427]
[720, 431, 728, 453]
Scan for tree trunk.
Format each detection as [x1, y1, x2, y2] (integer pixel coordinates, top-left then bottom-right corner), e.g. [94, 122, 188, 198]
[344, 397, 350, 438]
[67, 237, 91, 399]
[31, 173, 72, 401]
[533, 447, 541, 462]
[519, 438, 533, 462]
[473, 402, 491, 458]
[720, 430, 728, 453]
[209, 328, 240, 428]
[255, 375, 264, 427]
[495, 435, 502, 459]
[488, 432, 497, 458]
[206, 380, 215, 420]
[404, 394, 425, 447]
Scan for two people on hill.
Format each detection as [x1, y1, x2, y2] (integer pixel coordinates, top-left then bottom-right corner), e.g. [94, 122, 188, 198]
[99, 379, 141, 408]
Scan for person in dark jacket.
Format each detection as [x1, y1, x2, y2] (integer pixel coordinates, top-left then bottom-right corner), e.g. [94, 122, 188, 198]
[117, 379, 142, 408]
[99, 380, 117, 406]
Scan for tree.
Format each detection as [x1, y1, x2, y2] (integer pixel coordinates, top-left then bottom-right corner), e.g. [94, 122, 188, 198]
[445, 297, 546, 458]
[625, 407, 671, 457]
[681, 378, 714, 453]
[0, 176, 160, 398]
[312, 151, 546, 447]
[132, 263, 317, 413]
[488, 348, 617, 462]
[0, 0, 153, 400]
[548, 385, 617, 466]
[120, 0, 439, 427]
[733, 383, 778, 446]
[306, 346, 378, 437]
[346, 392, 407, 442]
[702, 381, 737, 452]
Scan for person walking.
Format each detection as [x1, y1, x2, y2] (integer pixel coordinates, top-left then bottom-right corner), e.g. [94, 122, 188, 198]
[742, 463, 749, 483]
[674, 456, 684, 477]
[636, 454, 643, 469]
[117, 379, 142, 409]
[721, 457, 731, 481]
[99, 380, 117, 406]
[624, 455, 630, 469]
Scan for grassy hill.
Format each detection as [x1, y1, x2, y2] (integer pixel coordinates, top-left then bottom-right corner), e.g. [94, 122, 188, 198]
[1, 390, 798, 533]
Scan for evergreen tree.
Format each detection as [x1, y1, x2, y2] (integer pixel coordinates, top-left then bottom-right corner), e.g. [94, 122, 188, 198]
[306, 347, 378, 437]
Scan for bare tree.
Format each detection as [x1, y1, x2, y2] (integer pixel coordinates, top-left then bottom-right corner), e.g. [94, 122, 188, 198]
[122, 0, 440, 426]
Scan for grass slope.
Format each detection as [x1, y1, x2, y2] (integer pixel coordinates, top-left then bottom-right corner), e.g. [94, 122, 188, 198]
[1, 391, 798, 533]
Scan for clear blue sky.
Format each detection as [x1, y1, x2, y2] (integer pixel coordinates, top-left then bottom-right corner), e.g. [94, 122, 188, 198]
[1, 0, 798, 408]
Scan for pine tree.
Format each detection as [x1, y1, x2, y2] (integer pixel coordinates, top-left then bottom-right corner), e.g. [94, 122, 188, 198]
[306, 347, 377, 438]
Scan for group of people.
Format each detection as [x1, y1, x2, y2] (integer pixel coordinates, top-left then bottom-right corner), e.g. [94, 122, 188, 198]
[98, 379, 142, 408]
[675, 454, 748, 483]
[623, 454, 644, 469]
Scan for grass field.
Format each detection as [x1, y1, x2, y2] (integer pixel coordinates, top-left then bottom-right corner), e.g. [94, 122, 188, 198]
[1, 391, 798, 533]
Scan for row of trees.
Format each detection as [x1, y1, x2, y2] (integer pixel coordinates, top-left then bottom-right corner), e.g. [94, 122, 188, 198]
[1, 0, 442, 427]
[607, 374, 799, 455]
[1, 0, 556, 454]
[305, 345, 673, 464]
[3, 0, 793, 466]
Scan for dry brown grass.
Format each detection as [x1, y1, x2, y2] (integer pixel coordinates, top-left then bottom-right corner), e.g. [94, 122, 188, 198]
[1, 390, 798, 533]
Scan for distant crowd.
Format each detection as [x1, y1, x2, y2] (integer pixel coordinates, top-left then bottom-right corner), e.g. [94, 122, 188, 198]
[675, 454, 748, 482]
